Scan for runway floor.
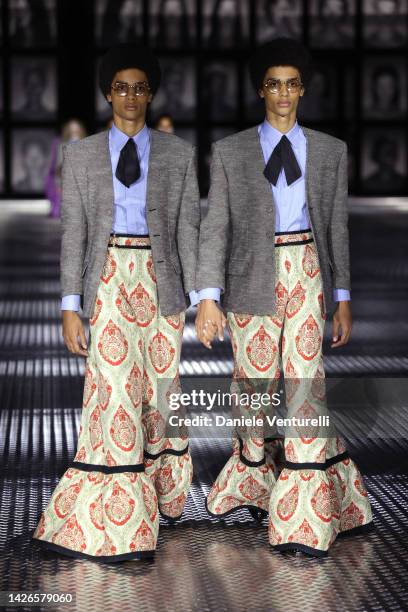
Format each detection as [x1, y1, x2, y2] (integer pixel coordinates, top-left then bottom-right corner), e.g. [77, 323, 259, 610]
[0, 204, 407, 611]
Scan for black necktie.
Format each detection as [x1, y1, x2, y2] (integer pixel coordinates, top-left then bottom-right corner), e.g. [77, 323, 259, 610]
[115, 138, 141, 188]
[263, 135, 302, 186]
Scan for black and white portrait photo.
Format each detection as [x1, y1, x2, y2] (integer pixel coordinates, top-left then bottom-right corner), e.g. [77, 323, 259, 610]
[363, 0, 407, 47]
[297, 64, 338, 121]
[255, 0, 302, 43]
[309, 0, 356, 47]
[9, 0, 56, 47]
[150, 0, 196, 48]
[150, 58, 196, 121]
[362, 58, 407, 119]
[11, 57, 57, 120]
[202, 62, 237, 121]
[95, 0, 144, 47]
[12, 128, 54, 193]
[202, 0, 249, 48]
[361, 129, 407, 194]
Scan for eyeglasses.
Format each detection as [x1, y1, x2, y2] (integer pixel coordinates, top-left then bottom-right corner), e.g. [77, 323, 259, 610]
[111, 81, 151, 96]
[263, 78, 303, 94]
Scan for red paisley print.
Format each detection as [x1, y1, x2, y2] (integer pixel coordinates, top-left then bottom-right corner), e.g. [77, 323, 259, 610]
[89, 494, 104, 530]
[54, 479, 84, 519]
[130, 283, 156, 327]
[104, 481, 135, 526]
[52, 514, 87, 552]
[302, 244, 319, 278]
[83, 366, 97, 407]
[246, 325, 278, 372]
[110, 405, 136, 451]
[101, 253, 117, 284]
[148, 331, 175, 373]
[287, 281, 306, 319]
[89, 406, 103, 450]
[288, 518, 319, 548]
[277, 484, 299, 521]
[295, 314, 321, 361]
[90, 296, 103, 326]
[98, 371, 112, 411]
[98, 320, 128, 366]
[115, 283, 136, 322]
[125, 363, 142, 409]
[129, 519, 156, 551]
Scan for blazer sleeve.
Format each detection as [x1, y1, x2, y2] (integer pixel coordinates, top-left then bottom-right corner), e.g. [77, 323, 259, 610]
[60, 143, 88, 298]
[176, 145, 201, 295]
[328, 142, 350, 291]
[195, 142, 230, 292]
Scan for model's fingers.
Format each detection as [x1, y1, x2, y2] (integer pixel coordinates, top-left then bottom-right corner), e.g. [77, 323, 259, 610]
[332, 317, 341, 343]
[78, 325, 88, 350]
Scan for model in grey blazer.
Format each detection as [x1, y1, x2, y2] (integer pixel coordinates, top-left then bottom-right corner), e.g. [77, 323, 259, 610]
[60, 126, 200, 319]
[195, 123, 349, 318]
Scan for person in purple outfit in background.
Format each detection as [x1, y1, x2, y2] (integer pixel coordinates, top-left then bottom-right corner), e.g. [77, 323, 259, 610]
[46, 119, 87, 218]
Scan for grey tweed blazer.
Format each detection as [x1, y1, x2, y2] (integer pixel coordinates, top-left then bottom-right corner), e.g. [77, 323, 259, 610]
[60, 128, 200, 318]
[196, 125, 350, 317]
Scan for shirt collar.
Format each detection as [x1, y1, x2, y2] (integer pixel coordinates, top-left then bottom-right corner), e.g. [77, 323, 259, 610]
[260, 118, 303, 150]
[110, 122, 150, 153]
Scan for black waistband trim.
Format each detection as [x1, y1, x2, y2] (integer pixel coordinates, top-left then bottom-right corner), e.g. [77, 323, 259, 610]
[71, 461, 145, 473]
[110, 233, 149, 237]
[275, 228, 312, 235]
[282, 451, 350, 471]
[238, 437, 266, 467]
[144, 445, 189, 460]
[108, 244, 152, 249]
[275, 238, 314, 247]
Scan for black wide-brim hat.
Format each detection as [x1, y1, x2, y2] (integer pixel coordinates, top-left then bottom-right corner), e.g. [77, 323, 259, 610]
[99, 43, 161, 99]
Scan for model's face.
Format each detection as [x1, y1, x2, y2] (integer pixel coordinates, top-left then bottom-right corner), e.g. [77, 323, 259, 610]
[106, 68, 153, 123]
[259, 66, 304, 119]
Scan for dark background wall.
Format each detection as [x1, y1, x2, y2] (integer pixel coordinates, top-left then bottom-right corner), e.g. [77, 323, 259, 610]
[0, 0, 407, 198]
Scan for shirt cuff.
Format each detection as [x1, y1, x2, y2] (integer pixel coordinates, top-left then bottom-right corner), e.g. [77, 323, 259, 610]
[189, 290, 200, 307]
[333, 289, 350, 302]
[198, 288, 221, 302]
[61, 294, 81, 311]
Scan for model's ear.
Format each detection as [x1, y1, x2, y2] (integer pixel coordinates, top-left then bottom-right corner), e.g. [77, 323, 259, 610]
[258, 88, 265, 99]
[106, 92, 112, 103]
[147, 93, 153, 104]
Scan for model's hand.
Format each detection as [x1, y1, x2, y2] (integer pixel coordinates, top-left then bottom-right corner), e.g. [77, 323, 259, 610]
[195, 299, 227, 349]
[62, 311, 89, 356]
[331, 301, 352, 348]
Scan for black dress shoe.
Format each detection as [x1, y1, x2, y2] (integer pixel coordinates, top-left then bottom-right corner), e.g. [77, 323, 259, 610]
[247, 507, 268, 521]
[281, 548, 310, 557]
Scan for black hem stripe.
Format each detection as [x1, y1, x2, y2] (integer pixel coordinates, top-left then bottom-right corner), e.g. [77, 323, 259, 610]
[204, 496, 268, 520]
[33, 538, 155, 563]
[282, 451, 350, 471]
[275, 228, 312, 235]
[71, 462, 145, 474]
[275, 238, 314, 247]
[145, 446, 189, 460]
[271, 542, 328, 557]
[238, 437, 266, 467]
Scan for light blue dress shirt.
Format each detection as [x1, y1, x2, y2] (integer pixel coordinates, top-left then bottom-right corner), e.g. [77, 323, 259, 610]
[61, 122, 200, 311]
[194, 119, 350, 303]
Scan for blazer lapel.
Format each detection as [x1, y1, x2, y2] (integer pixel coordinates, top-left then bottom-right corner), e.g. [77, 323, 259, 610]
[244, 125, 277, 214]
[301, 126, 319, 211]
[94, 129, 114, 218]
[145, 128, 162, 210]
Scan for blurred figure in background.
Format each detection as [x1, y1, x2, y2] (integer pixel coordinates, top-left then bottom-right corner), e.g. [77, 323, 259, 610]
[155, 113, 175, 133]
[46, 118, 87, 218]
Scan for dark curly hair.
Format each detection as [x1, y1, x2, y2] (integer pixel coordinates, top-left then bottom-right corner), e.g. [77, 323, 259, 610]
[98, 43, 161, 102]
[249, 37, 314, 92]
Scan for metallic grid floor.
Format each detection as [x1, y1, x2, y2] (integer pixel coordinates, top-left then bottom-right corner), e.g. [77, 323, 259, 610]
[0, 207, 408, 612]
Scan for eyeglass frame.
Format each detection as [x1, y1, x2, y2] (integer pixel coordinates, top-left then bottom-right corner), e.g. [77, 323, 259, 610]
[262, 77, 304, 94]
[111, 80, 152, 97]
